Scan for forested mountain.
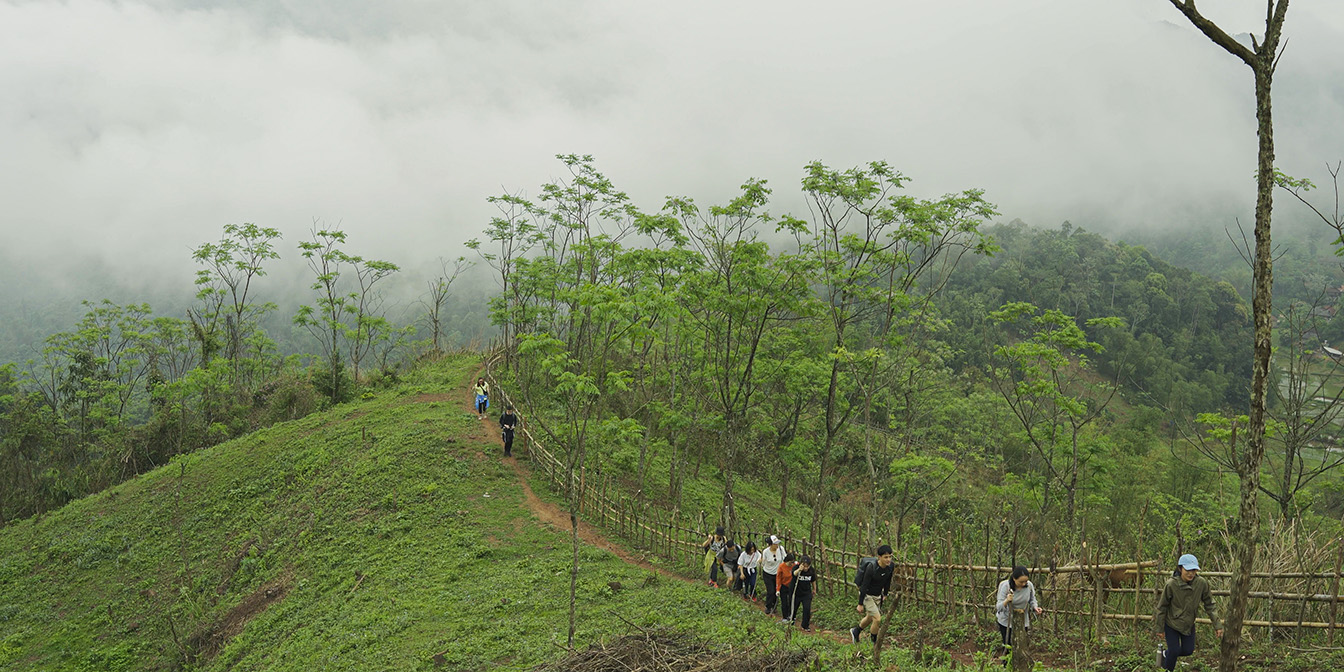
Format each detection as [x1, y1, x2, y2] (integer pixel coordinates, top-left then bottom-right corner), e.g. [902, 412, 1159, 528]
[943, 220, 1254, 414]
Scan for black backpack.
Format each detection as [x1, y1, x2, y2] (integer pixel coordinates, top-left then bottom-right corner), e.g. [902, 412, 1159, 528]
[854, 556, 877, 588]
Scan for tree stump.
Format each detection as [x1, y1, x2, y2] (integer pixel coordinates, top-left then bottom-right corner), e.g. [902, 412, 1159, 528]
[1009, 609, 1034, 672]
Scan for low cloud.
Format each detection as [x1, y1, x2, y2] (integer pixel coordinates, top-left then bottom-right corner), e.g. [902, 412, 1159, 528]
[1, 0, 1341, 290]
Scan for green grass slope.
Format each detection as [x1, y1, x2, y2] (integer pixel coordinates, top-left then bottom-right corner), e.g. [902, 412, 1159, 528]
[0, 356, 852, 671]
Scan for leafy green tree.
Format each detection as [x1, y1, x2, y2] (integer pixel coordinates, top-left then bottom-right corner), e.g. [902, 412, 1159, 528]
[800, 159, 997, 543]
[188, 223, 282, 381]
[466, 194, 544, 368]
[295, 228, 351, 402]
[671, 179, 811, 532]
[988, 302, 1123, 527]
[295, 227, 400, 401]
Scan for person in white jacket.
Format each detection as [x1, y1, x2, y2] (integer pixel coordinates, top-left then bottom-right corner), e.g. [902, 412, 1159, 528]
[737, 541, 763, 601]
[761, 535, 787, 615]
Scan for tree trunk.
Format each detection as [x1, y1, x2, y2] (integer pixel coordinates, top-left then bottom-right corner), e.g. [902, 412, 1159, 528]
[1220, 59, 1279, 672]
[811, 358, 842, 545]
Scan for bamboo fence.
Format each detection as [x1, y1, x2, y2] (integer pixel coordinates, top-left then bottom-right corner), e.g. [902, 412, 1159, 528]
[483, 363, 1344, 645]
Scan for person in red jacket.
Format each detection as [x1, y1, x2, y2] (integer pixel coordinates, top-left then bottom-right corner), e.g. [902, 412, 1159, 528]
[777, 553, 796, 623]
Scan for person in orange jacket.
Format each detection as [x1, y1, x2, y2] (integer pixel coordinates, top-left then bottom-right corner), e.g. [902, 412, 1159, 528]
[777, 553, 796, 623]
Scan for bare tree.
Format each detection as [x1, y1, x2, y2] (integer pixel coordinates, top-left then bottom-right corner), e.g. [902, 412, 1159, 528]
[1162, 2, 1290, 669]
[1263, 298, 1344, 521]
[420, 256, 471, 353]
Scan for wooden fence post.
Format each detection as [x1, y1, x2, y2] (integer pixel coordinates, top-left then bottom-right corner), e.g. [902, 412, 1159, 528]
[1009, 608, 1033, 671]
[1331, 537, 1343, 647]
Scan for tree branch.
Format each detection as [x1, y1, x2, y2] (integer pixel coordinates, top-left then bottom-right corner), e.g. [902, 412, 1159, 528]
[1166, 0, 1258, 66]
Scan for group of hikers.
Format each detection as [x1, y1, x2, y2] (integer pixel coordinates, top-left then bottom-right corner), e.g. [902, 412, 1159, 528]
[701, 527, 1220, 669]
[700, 528, 818, 630]
[472, 377, 1220, 668]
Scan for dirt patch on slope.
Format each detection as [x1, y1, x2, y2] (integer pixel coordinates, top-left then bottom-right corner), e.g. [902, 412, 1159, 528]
[190, 571, 292, 660]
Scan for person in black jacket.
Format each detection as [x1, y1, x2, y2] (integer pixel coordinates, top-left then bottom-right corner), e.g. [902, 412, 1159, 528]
[850, 544, 895, 645]
[791, 555, 817, 631]
[498, 406, 519, 457]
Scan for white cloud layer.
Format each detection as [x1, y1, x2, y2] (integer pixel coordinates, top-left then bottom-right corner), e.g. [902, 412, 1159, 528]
[1, 0, 1342, 284]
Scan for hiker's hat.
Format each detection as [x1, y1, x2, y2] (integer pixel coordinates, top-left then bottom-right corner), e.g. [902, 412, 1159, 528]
[1178, 554, 1200, 571]
[769, 535, 781, 545]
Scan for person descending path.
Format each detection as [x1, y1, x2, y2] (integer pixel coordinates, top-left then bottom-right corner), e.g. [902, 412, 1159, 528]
[850, 544, 895, 645]
[498, 405, 519, 457]
[473, 377, 490, 419]
[790, 556, 817, 631]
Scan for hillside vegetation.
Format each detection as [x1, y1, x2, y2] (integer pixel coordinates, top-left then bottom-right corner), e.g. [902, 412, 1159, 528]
[0, 356, 847, 671]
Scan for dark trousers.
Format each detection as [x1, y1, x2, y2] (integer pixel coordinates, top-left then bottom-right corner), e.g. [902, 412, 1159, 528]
[763, 572, 779, 612]
[1162, 625, 1196, 670]
[793, 591, 812, 629]
[779, 584, 794, 619]
[502, 429, 514, 456]
[741, 569, 757, 598]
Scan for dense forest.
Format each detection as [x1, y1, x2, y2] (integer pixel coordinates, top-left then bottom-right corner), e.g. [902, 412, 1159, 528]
[466, 155, 1344, 566]
[0, 230, 492, 523]
[4, 154, 1344, 581]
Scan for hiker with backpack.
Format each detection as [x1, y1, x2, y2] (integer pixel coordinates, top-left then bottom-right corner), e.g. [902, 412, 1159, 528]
[761, 535, 787, 615]
[498, 405, 519, 457]
[790, 555, 817, 632]
[995, 566, 1043, 653]
[701, 527, 727, 586]
[776, 552, 795, 623]
[717, 539, 742, 592]
[737, 541, 762, 601]
[473, 377, 490, 419]
[1154, 554, 1221, 671]
[849, 544, 895, 645]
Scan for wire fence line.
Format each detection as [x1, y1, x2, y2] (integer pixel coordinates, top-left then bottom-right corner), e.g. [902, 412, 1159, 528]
[482, 358, 1344, 647]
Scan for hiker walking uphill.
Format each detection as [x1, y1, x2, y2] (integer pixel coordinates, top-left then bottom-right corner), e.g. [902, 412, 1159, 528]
[717, 539, 741, 592]
[761, 536, 787, 616]
[776, 553, 795, 623]
[1154, 554, 1221, 671]
[737, 541, 762, 602]
[995, 566, 1043, 653]
[473, 378, 490, 419]
[789, 556, 816, 632]
[498, 405, 519, 457]
[850, 545, 895, 645]
[701, 527, 727, 587]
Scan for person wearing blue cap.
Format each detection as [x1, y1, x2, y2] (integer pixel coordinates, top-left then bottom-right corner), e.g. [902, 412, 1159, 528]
[1153, 554, 1221, 670]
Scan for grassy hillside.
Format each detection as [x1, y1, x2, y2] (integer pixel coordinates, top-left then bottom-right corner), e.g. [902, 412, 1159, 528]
[0, 356, 863, 671]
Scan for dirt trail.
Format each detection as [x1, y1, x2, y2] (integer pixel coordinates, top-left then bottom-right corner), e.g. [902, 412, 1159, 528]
[449, 366, 856, 646]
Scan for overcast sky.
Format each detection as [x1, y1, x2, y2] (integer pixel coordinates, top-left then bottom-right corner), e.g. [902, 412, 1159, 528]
[2, 0, 1343, 289]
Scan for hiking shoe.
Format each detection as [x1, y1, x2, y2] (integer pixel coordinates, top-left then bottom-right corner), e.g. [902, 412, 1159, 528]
[849, 627, 861, 644]
[870, 633, 878, 643]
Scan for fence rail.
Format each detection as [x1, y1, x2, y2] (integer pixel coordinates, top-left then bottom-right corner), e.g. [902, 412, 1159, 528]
[483, 360, 1344, 645]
